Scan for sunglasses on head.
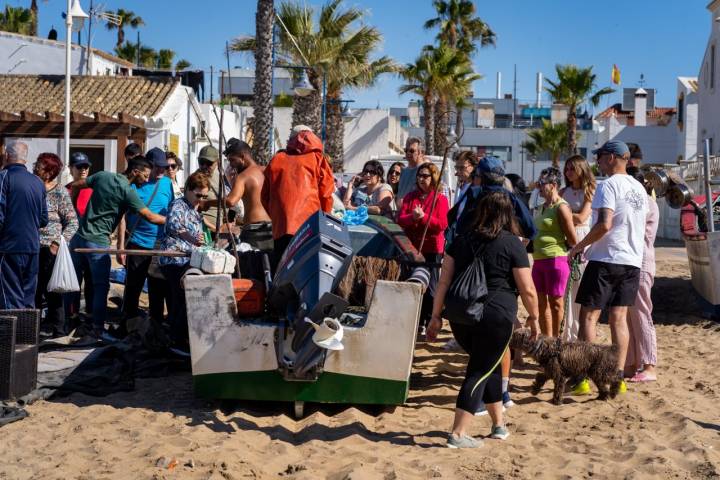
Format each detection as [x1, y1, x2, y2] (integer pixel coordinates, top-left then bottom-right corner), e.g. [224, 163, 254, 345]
[416, 173, 432, 179]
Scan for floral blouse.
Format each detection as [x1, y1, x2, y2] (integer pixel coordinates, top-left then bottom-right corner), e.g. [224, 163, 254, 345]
[39, 184, 78, 247]
[159, 197, 203, 266]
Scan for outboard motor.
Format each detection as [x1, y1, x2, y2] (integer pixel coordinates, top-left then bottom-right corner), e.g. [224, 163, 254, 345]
[268, 211, 353, 380]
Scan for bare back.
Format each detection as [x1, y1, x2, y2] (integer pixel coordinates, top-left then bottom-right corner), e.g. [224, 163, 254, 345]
[228, 164, 271, 224]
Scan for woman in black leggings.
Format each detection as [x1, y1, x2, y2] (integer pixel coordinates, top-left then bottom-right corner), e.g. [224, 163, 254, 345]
[428, 191, 540, 448]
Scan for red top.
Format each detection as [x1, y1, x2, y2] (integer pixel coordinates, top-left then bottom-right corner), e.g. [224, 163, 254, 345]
[397, 189, 449, 254]
[261, 131, 335, 239]
[66, 184, 93, 218]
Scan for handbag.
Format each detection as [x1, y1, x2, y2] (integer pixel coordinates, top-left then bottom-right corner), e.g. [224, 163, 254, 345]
[442, 242, 489, 325]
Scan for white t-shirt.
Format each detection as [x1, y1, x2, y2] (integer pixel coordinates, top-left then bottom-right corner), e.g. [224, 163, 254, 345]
[585, 174, 647, 268]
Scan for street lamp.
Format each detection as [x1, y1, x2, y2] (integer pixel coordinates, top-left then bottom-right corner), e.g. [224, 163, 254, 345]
[64, 0, 88, 166]
[292, 70, 314, 97]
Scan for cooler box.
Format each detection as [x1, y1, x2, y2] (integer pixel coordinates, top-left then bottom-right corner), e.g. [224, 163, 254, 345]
[232, 279, 265, 317]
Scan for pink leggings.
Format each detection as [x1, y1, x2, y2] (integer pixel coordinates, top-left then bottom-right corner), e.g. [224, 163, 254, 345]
[626, 271, 657, 368]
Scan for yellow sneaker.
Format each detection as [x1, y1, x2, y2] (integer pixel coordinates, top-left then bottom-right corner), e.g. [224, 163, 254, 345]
[618, 379, 627, 394]
[571, 378, 591, 395]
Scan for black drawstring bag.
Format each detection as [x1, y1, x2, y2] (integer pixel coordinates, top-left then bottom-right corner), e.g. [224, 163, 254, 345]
[442, 243, 489, 325]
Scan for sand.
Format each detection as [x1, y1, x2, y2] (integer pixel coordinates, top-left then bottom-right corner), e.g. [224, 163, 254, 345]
[2, 247, 720, 479]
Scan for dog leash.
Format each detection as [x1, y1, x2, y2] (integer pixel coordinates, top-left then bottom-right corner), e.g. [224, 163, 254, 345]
[559, 257, 582, 336]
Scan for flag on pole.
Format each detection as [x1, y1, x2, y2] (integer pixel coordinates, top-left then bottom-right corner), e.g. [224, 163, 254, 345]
[611, 64, 621, 85]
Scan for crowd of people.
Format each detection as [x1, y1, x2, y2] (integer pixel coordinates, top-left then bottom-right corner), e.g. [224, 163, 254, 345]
[0, 128, 659, 448]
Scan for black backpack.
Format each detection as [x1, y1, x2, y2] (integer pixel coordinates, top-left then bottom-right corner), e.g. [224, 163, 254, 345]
[442, 241, 489, 325]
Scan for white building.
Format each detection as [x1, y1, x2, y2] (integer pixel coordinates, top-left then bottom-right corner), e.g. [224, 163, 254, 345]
[0, 74, 205, 186]
[0, 30, 133, 76]
[697, 0, 720, 157]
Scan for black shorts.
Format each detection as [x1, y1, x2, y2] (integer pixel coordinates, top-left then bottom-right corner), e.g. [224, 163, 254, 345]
[575, 260, 641, 308]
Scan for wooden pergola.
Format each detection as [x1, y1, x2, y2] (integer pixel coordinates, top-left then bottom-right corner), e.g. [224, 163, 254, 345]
[0, 110, 147, 172]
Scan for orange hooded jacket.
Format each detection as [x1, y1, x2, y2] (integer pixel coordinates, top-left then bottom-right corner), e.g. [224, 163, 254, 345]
[261, 130, 335, 239]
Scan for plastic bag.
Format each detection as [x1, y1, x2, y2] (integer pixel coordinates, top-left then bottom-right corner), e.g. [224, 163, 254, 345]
[342, 205, 368, 225]
[48, 237, 80, 293]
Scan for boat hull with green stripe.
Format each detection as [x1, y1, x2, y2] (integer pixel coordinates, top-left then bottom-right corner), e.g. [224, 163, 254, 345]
[185, 275, 422, 407]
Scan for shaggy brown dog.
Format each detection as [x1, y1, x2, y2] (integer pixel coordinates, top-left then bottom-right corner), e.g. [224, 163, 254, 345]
[510, 329, 622, 405]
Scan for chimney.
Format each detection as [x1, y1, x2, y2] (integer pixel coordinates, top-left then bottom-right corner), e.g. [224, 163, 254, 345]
[634, 88, 647, 126]
[536, 72, 543, 107]
[496, 72, 502, 99]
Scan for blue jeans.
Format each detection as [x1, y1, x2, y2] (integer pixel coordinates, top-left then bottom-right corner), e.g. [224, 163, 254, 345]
[70, 235, 111, 329]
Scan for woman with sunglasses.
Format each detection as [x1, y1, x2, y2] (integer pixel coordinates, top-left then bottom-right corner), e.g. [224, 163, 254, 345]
[343, 160, 394, 217]
[159, 171, 210, 348]
[397, 162, 449, 329]
[386, 161, 405, 195]
[165, 151, 184, 199]
[532, 167, 578, 338]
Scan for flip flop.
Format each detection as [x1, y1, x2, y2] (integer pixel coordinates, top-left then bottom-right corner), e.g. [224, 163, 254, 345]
[628, 372, 657, 383]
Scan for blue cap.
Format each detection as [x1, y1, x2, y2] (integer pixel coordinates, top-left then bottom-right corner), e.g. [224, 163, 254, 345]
[146, 147, 168, 167]
[592, 140, 629, 157]
[69, 151, 90, 167]
[474, 156, 505, 176]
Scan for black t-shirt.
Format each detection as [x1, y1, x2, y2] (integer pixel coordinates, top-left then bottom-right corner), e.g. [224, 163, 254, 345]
[446, 230, 530, 315]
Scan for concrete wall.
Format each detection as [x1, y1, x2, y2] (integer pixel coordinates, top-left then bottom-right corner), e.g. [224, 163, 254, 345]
[0, 31, 126, 75]
[605, 123, 679, 165]
[343, 109, 393, 174]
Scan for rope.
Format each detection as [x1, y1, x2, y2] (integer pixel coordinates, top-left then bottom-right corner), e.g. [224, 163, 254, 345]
[559, 257, 582, 336]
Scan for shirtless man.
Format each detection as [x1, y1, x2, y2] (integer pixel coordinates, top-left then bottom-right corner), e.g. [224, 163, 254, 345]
[224, 139, 273, 251]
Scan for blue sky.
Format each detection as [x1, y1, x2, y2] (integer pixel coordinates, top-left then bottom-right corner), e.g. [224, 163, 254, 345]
[19, 0, 710, 110]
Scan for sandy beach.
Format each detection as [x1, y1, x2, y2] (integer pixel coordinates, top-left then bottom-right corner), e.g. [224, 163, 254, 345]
[2, 246, 719, 480]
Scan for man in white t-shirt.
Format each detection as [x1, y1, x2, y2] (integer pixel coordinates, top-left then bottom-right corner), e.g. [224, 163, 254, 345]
[568, 141, 648, 391]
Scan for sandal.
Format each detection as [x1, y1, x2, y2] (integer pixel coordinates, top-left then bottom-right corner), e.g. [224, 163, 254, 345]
[628, 372, 656, 383]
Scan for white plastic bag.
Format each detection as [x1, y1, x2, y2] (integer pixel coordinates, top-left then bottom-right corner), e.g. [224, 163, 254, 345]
[48, 237, 80, 293]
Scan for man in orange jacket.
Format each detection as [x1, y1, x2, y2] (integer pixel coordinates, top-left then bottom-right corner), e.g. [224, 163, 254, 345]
[261, 125, 335, 266]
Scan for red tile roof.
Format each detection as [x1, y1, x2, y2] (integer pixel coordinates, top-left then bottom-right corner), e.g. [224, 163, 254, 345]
[597, 103, 676, 126]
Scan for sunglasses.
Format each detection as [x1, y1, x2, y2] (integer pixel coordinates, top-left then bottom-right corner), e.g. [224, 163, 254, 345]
[194, 192, 209, 199]
[73, 164, 90, 170]
[416, 173, 432, 179]
[199, 160, 214, 167]
[388, 170, 401, 176]
[167, 164, 178, 170]
[362, 169, 379, 176]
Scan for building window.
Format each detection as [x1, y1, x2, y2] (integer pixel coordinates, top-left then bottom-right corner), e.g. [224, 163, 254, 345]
[712, 44, 716, 90]
[678, 92, 685, 131]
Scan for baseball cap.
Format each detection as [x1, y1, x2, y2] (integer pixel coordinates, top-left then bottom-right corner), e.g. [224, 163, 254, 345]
[69, 151, 90, 167]
[592, 140, 629, 157]
[146, 147, 168, 167]
[198, 145, 219, 163]
[473, 156, 505, 177]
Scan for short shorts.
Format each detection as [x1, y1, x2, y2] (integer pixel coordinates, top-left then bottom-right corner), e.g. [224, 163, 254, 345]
[531, 256, 570, 297]
[575, 260, 640, 308]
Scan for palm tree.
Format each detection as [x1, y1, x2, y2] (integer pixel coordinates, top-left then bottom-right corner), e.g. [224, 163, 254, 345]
[139, 46, 158, 68]
[424, 0, 495, 55]
[545, 64, 614, 154]
[522, 119, 569, 168]
[425, 0, 494, 150]
[29, 0, 43, 36]
[114, 41, 137, 63]
[157, 49, 175, 69]
[0, 5, 33, 35]
[105, 9, 144, 47]
[399, 45, 475, 156]
[175, 59, 191, 71]
[252, 0, 274, 165]
[231, 0, 396, 168]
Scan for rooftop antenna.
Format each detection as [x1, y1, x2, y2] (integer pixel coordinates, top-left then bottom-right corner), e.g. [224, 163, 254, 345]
[85, 2, 121, 74]
[638, 73, 647, 88]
